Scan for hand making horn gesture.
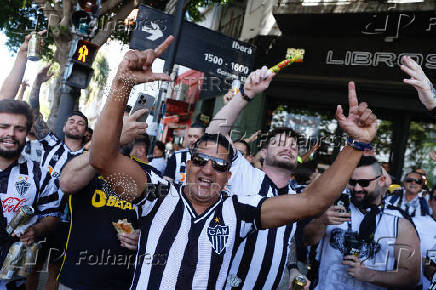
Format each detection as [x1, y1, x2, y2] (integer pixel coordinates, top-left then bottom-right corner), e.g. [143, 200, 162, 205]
[336, 82, 377, 144]
[401, 55, 436, 111]
[113, 36, 175, 89]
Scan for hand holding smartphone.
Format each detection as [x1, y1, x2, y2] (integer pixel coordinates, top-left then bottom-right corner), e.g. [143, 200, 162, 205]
[131, 93, 155, 122]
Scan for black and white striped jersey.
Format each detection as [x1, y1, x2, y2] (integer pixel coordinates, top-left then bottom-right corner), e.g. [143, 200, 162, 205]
[163, 148, 191, 184]
[225, 152, 296, 289]
[0, 153, 61, 223]
[24, 132, 84, 220]
[130, 173, 266, 289]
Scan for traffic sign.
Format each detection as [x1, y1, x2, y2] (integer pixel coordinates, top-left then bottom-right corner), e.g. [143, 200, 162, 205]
[130, 5, 256, 86]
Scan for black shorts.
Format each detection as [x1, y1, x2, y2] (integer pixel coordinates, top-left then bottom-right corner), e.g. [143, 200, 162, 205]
[38, 221, 70, 264]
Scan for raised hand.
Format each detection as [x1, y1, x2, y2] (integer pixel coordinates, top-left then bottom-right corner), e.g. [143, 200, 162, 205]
[19, 30, 46, 54]
[401, 55, 436, 111]
[243, 66, 275, 99]
[120, 108, 149, 146]
[114, 36, 174, 89]
[244, 130, 261, 143]
[336, 82, 377, 144]
[35, 64, 54, 85]
[20, 81, 29, 88]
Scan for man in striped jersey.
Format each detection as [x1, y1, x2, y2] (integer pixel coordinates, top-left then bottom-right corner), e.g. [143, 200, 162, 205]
[206, 66, 313, 288]
[89, 36, 378, 289]
[21, 66, 89, 289]
[163, 121, 205, 184]
[0, 100, 62, 288]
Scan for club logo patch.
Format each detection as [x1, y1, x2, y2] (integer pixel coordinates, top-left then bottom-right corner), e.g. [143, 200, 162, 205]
[208, 222, 229, 254]
[15, 178, 30, 196]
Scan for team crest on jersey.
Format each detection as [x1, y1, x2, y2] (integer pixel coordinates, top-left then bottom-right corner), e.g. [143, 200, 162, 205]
[52, 154, 59, 162]
[15, 177, 30, 196]
[207, 218, 229, 254]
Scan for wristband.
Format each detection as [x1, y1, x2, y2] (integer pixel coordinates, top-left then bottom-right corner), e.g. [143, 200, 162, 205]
[346, 137, 373, 152]
[240, 88, 253, 102]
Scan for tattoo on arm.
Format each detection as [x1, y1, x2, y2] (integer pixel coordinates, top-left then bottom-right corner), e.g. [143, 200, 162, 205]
[29, 86, 41, 111]
[33, 113, 50, 140]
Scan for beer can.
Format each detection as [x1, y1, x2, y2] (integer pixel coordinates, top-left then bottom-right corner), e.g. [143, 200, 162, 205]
[6, 206, 35, 234]
[350, 248, 360, 257]
[27, 32, 41, 61]
[291, 275, 307, 290]
[16, 243, 40, 277]
[0, 242, 24, 280]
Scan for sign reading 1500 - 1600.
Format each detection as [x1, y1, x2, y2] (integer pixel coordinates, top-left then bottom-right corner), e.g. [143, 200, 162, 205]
[203, 52, 251, 80]
[130, 5, 256, 83]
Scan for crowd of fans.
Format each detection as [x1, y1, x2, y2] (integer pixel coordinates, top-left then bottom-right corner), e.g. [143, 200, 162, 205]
[0, 34, 434, 290]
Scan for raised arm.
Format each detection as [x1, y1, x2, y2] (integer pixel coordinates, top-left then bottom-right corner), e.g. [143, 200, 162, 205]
[27, 65, 55, 139]
[206, 67, 274, 135]
[0, 35, 30, 99]
[0, 31, 46, 100]
[89, 36, 174, 201]
[261, 82, 377, 228]
[16, 81, 29, 101]
[61, 108, 149, 194]
[401, 55, 436, 111]
[29, 64, 54, 112]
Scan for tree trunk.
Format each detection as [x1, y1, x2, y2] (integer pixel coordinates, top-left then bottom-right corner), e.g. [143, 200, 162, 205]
[47, 38, 73, 130]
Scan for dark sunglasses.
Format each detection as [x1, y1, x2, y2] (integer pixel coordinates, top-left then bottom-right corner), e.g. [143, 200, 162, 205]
[191, 153, 230, 173]
[405, 178, 423, 185]
[349, 176, 380, 187]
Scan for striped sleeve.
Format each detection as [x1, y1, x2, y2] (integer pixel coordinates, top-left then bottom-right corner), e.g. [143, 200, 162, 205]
[36, 177, 61, 218]
[233, 194, 267, 237]
[133, 164, 170, 209]
[163, 154, 176, 180]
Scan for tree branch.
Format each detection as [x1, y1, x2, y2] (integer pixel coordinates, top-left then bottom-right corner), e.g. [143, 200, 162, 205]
[53, 1, 63, 15]
[92, 0, 139, 46]
[59, 0, 72, 28]
[38, 1, 63, 38]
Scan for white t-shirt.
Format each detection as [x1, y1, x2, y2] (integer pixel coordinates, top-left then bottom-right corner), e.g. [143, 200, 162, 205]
[315, 203, 400, 290]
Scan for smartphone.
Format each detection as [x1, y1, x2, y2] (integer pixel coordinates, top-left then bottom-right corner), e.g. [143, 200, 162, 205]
[131, 93, 155, 122]
[335, 193, 350, 213]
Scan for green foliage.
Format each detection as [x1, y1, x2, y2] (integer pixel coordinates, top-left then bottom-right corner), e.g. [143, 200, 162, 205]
[271, 106, 436, 183]
[0, 0, 171, 57]
[186, 0, 234, 22]
[406, 121, 436, 185]
[91, 52, 109, 87]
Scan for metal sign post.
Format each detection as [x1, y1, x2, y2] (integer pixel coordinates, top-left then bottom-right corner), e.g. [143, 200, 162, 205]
[147, 0, 187, 154]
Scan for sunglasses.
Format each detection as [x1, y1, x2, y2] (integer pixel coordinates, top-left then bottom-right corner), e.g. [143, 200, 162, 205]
[405, 178, 423, 185]
[191, 153, 230, 173]
[349, 176, 380, 187]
